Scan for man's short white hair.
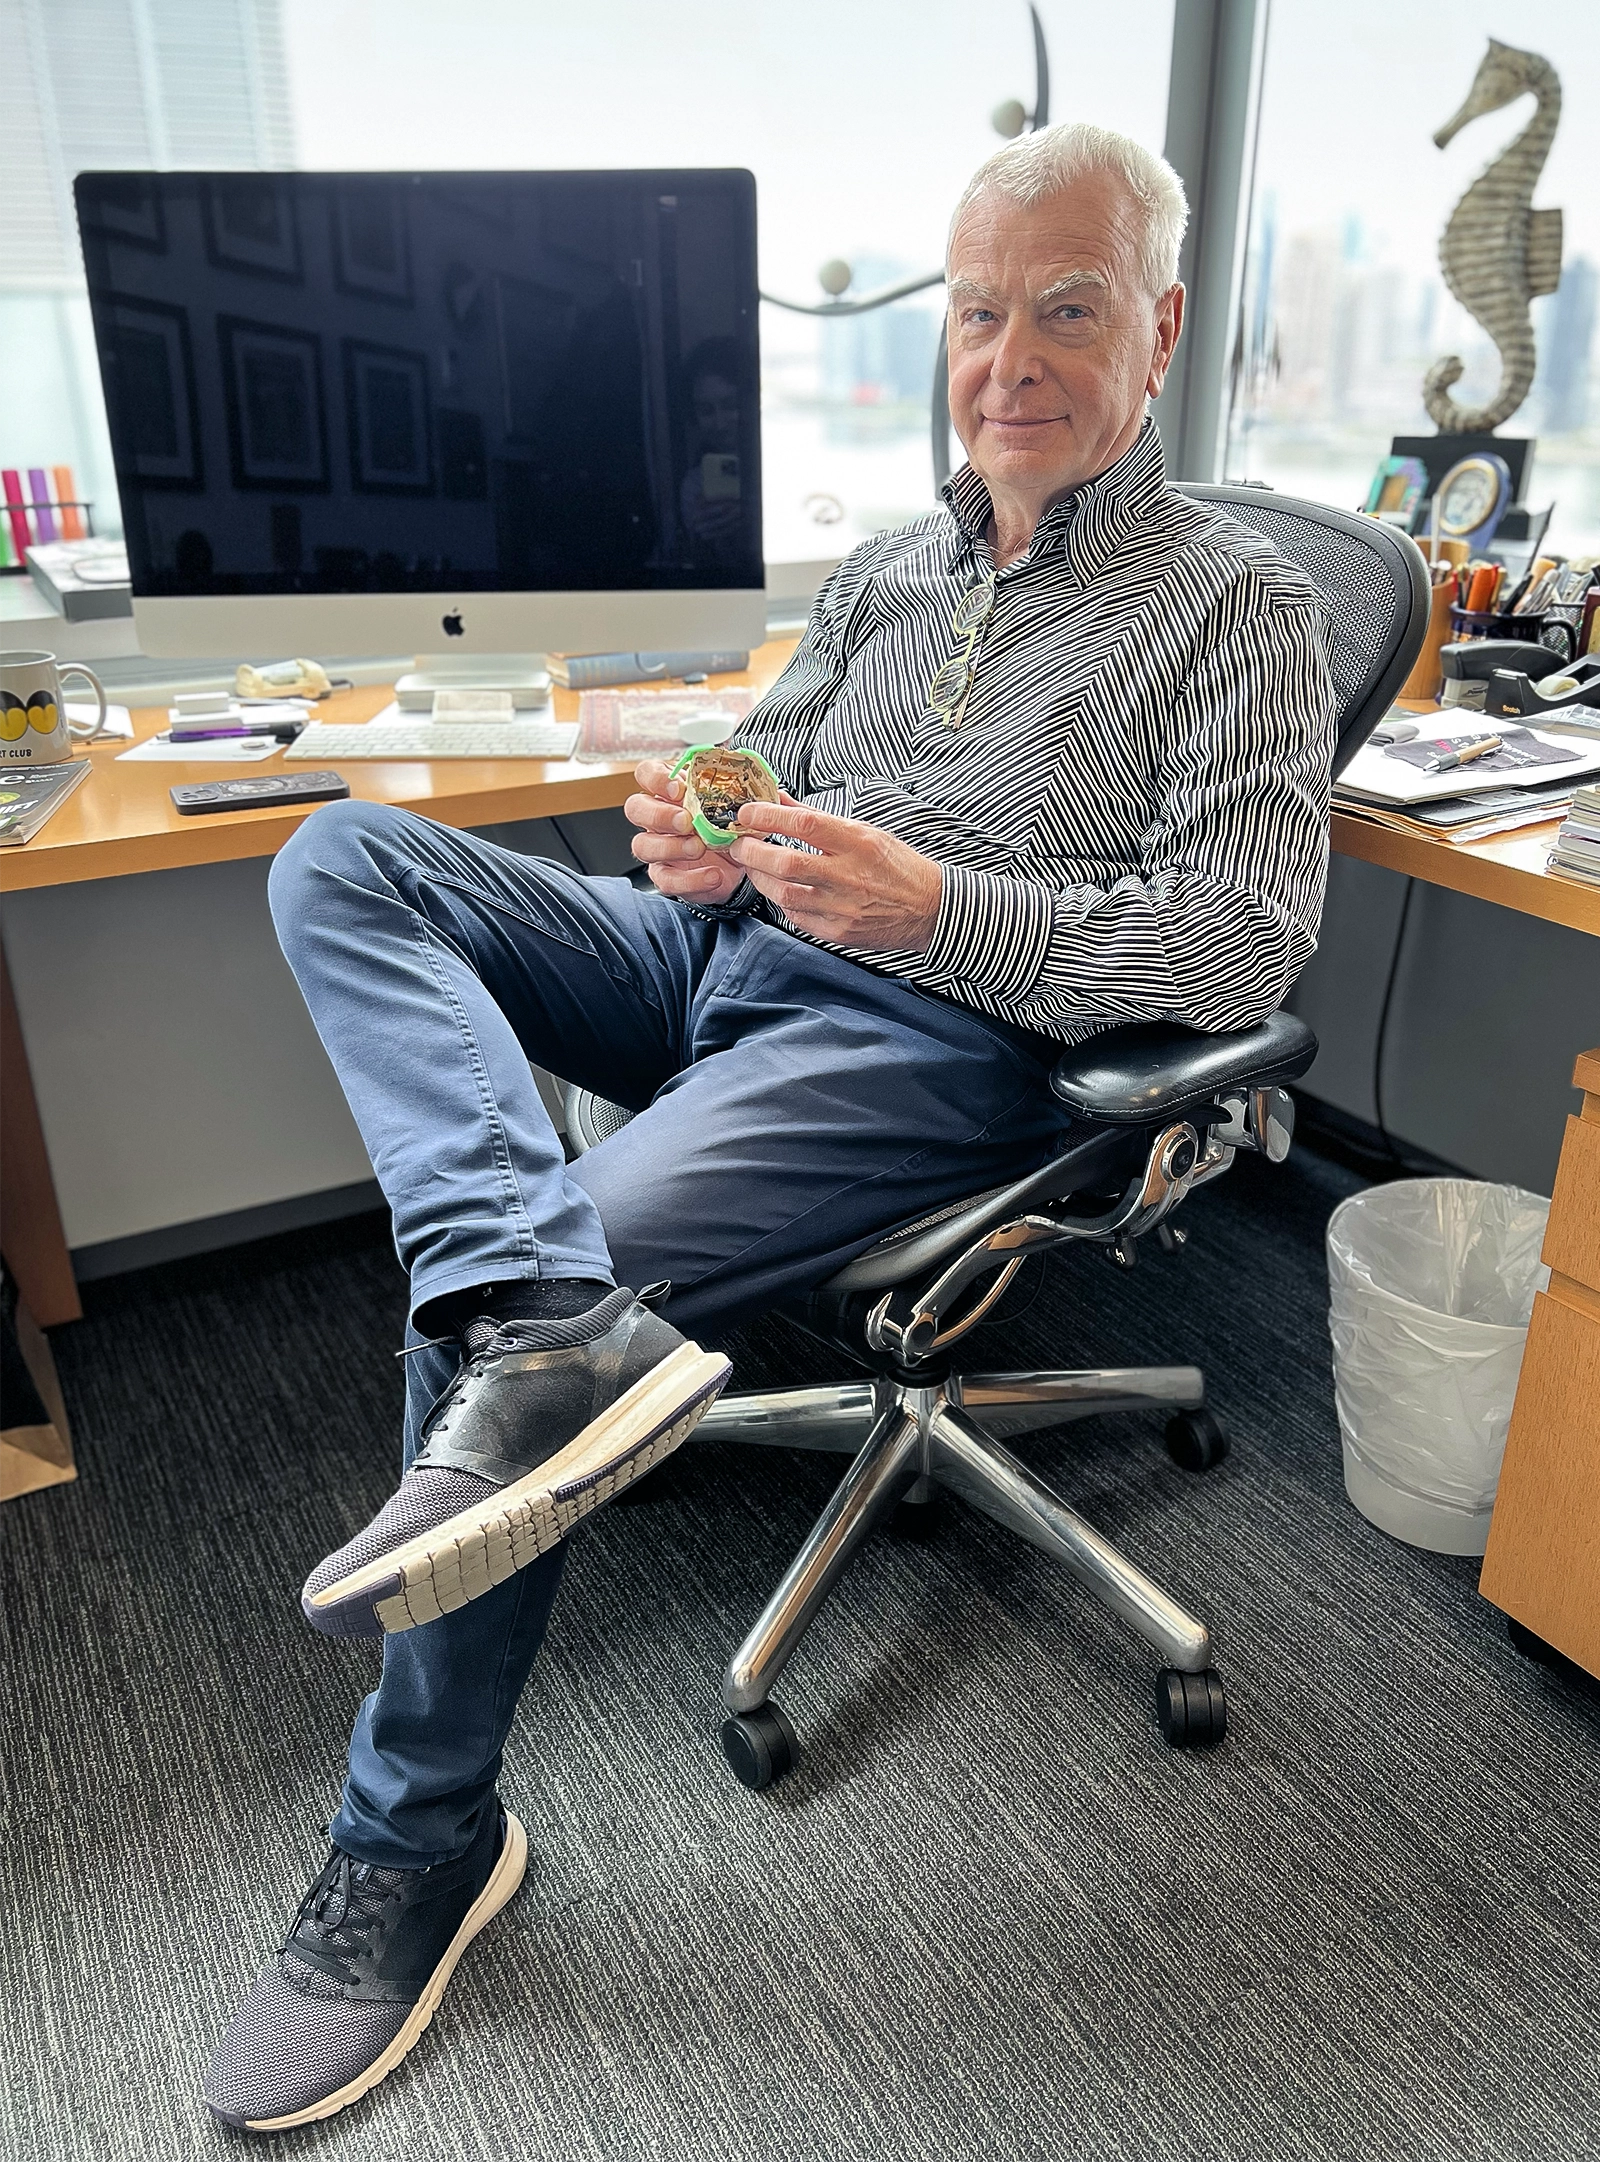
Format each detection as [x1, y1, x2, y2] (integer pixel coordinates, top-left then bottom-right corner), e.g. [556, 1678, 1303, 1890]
[950, 123, 1189, 299]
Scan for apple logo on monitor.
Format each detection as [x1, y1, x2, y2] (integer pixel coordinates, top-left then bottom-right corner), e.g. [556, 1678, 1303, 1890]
[442, 610, 465, 637]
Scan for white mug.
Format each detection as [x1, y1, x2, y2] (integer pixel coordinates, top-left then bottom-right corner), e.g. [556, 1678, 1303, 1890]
[0, 650, 108, 763]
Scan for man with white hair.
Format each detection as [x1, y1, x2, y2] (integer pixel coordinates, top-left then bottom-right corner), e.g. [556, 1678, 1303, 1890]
[206, 124, 1333, 2131]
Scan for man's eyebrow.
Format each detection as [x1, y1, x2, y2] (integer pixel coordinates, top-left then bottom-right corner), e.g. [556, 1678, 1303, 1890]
[945, 269, 1111, 307]
[1034, 270, 1110, 304]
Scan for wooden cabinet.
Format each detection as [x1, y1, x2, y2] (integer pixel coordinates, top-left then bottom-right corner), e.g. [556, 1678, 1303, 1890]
[1480, 1049, 1600, 1675]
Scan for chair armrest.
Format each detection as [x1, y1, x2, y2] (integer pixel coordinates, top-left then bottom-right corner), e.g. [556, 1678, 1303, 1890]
[1049, 1014, 1318, 1125]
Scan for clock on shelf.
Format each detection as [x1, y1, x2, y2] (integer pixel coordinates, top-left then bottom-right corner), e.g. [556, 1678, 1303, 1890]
[1430, 452, 1513, 554]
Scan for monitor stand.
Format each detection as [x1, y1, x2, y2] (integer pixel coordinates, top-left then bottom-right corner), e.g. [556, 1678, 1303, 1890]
[395, 652, 551, 711]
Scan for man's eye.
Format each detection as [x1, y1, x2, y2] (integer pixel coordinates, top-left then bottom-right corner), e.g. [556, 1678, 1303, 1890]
[965, 307, 998, 325]
[1051, 304, 1090, 322]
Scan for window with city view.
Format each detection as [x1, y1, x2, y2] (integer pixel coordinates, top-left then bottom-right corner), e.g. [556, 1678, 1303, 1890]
[2, 0, 1172, 578]
[1226, 2, 1600, 558]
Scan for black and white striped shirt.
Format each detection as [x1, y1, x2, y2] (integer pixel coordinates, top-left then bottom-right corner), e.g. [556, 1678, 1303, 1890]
[730, 418, 1335, 1045]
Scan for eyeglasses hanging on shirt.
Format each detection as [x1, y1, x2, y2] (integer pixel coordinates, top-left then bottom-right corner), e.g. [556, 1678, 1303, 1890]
[925, 572, 998, 731]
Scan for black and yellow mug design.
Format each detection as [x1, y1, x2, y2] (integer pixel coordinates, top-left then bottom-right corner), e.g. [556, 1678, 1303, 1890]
[0, 650, 106, 763]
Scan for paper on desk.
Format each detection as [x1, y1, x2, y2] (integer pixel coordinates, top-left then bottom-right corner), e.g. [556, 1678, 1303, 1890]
[66, 700, 133, 739]
[116, 732, 280, 763]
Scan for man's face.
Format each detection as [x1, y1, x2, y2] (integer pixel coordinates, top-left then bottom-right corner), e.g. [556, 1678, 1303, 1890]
[945, 174, 1182, 506]
[693, 372, 739, 451]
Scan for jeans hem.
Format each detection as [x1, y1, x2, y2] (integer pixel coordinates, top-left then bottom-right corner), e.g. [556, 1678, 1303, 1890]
[406, 1256, 617, 1331]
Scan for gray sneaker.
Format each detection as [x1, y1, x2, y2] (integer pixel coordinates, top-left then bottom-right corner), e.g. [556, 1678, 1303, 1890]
[302, 1288, 730, 1639]
[204, 1803, 524, 2132]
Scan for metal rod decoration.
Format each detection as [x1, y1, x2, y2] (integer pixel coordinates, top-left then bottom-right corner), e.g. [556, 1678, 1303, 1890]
[757, 267, 948, 320]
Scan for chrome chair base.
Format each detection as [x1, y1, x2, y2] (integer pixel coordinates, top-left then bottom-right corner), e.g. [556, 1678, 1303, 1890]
[698, 1364, 1229, 1787]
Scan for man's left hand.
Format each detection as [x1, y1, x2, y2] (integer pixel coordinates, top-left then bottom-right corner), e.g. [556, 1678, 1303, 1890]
[731, 801, 943, 953]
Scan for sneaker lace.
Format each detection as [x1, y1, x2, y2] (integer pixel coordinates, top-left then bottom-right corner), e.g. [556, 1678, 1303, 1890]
[285, 1850, 405, 1979]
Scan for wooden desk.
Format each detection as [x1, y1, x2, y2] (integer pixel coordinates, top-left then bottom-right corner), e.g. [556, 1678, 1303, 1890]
[0, 642, 795, 1331]
[1330, 809, 1600, 940]
[6, 651, 1597, 1639]
[1328, 717, 1599, 1677]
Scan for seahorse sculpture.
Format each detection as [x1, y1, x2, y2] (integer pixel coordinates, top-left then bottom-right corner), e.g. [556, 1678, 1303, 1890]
[1424, 39, 1562, 435]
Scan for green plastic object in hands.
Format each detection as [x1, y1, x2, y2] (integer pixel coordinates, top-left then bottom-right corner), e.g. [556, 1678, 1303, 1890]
[668, 743, 782, 848]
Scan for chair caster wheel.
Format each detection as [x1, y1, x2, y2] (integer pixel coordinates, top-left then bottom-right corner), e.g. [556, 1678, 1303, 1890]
[1155, 1667, 1228, 1748]
[720, 1702, 799, 1791]
[1165, 1408, 1229, 1472]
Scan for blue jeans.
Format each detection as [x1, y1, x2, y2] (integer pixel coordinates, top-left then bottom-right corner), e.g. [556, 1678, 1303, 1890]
[269, 800, 1070, 1866]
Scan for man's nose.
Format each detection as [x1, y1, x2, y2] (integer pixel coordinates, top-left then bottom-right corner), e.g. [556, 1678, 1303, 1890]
[988, 316, 1044, 391]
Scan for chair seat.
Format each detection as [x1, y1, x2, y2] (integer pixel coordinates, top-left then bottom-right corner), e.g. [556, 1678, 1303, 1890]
[1049, 1014, 1317, 1124]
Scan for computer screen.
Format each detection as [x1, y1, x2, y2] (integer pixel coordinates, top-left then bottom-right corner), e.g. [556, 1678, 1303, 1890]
[76, 168, 765, 656]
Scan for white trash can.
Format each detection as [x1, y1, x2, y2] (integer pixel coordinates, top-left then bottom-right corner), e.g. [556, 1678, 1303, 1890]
[1326, 1179, 1549, 1556]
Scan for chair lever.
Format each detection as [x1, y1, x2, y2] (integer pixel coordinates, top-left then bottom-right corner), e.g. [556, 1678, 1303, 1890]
[866, 1121, 1206, 1365]
[1210, 1086, 1295, 1164]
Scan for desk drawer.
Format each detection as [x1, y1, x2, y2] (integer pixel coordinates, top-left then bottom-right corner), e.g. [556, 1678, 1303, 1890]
[1541, 1113, 1600, 1296]
[1480, 1288, 1600, 1677]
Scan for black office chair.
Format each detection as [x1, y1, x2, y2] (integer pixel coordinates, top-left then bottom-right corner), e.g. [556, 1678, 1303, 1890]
[565, 489, 1429, 1790]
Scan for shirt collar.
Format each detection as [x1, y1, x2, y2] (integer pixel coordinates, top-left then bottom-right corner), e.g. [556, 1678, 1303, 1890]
[939, 416, 1168, 586]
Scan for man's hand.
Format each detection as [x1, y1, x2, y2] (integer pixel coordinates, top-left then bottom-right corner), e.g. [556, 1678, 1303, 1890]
[625, 759, 750, 904]
[731, 801, 944, 953]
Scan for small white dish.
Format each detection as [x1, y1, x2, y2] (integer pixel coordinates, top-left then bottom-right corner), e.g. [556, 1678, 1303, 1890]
[675, 709, 738, 745]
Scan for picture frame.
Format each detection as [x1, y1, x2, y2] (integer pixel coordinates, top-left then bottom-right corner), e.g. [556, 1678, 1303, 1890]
[331, 187, 413, 305]
[204, 178, 303, 283]
[101, 297, 202, 488]
[77, 175, 166, 253]
[343, 340, 433, 494]
[1363, 454, 1429, 528]
[218, 316, 329, 492]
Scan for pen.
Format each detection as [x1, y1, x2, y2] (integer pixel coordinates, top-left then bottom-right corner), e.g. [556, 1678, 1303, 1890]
[168, 718, 307, 743]
[1424, 734, 1502, 773]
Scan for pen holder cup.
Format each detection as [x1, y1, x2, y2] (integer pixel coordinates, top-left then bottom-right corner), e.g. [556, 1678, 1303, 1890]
[1448, 609, 1575, 665]
[1400, 581, 1456, 701]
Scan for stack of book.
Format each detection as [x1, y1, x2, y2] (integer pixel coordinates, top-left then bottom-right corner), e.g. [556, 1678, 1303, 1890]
[1547, 785, 1600, 889]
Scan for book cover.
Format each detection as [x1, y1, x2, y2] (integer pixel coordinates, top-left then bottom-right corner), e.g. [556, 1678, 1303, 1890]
[0, 759, 90, 845]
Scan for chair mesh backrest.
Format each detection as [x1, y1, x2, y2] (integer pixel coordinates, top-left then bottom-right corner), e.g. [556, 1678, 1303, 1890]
[1176, 485, 1430, 776]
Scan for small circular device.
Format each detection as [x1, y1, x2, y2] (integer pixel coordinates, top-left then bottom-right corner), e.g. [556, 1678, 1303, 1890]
[667, 744, 781, 848]
[1432, 452, 1512, 554]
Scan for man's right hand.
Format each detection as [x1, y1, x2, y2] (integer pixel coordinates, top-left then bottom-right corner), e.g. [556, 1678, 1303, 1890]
[625, 759, 749, 904]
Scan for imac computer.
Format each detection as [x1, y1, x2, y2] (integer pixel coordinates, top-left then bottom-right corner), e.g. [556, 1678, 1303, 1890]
[75, 168, 765, 672]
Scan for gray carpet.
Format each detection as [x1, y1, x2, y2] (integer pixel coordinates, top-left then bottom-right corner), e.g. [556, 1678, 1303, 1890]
[4, 1147, 1598, 2162]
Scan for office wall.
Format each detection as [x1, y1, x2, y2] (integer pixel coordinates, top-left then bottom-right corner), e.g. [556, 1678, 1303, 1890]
[0, 809, 633, 1268]
[1289, 854, 1600, 1196]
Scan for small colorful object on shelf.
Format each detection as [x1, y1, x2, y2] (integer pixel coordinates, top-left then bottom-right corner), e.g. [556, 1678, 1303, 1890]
[0, 465, 92, 571]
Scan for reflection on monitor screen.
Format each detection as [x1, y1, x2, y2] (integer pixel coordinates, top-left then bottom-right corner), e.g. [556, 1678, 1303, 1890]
[76, 170, 763, 610]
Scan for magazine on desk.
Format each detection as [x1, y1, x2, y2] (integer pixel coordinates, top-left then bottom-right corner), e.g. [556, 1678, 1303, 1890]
[0, 758, 90, 844]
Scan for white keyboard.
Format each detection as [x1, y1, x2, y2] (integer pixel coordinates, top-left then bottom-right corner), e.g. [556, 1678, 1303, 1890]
[285, 720, 581, 762]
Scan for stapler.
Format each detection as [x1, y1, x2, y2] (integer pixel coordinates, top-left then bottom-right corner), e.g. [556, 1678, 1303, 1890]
[1438, 638, 1562, 711]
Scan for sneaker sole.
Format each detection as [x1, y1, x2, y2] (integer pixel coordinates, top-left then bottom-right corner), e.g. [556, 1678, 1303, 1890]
[240, 1810, 530, 2132]
[308, 1342, 731, 1636]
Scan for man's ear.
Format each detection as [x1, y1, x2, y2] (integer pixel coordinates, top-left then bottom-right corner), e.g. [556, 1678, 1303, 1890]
[1146, 284, 1185, 399]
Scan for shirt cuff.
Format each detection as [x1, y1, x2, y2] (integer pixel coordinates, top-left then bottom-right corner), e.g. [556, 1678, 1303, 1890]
[922, 862, 1054, 1006]
[671, 875, 761, 923]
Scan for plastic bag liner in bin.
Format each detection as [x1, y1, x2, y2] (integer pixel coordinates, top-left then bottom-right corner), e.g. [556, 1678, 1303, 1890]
[1326, 1179, 1549, 1556]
